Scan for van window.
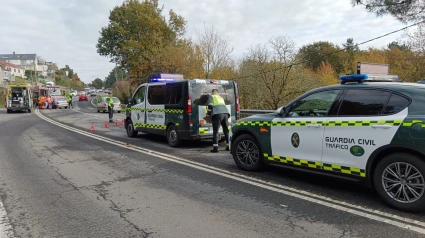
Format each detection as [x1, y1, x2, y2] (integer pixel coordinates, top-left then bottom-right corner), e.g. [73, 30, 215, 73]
[134, 86, 145, 104]
[148, 85, 165, 105]
[192, 83, 234, 105]
[165, 83, 182, 105]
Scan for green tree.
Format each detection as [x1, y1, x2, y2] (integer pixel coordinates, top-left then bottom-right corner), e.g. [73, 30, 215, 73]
[342, 38, 360, 74]
[96, 0, 186, 82]
[351, 0, 424, 23]
[104, 67, 128, 88]
[387, 41, 410, 51]
[298, 41, 344, 74]
[91, 78, 104, 89]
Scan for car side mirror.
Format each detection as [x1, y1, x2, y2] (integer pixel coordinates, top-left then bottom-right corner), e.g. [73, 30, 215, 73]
[128, 98, 134, 105]
[277, 106, 286, 117]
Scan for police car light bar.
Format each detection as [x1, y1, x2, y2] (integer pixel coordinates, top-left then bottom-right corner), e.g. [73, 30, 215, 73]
[339, 74, 400, 84]
[150, 73, 184, 83]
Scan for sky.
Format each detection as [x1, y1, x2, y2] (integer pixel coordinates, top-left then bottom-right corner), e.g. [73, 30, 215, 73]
[0, 0, 412, 84]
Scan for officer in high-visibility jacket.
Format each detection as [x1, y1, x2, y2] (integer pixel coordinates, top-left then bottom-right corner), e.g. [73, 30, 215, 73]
[106, 92, 114, 123]
[207, 89, 230, 153]
[67, 93, 73, 109]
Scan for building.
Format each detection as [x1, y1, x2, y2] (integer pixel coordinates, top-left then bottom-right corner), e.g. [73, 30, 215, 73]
[0, 52, 37, 71]
[0, 66, 3, 87]
[0, 61, 25, 79]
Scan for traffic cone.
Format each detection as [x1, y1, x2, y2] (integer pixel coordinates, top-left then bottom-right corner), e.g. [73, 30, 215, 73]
[115, 119, 120, 126]
[121, 118, 125, 125]
[102, 121, 109, 128]
[90, 123, 95, 131]
[125, 142, 130, 147]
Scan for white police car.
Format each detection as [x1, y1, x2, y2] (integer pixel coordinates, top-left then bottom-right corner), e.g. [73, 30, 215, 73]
[229, 74, 425, 212]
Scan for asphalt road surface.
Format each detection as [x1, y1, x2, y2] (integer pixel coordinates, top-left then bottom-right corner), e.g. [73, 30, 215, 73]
[0, 99, 424, 237]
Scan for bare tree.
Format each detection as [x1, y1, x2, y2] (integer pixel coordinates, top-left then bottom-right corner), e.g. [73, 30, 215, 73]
[238, 36, 319, 110]
[404, 23, 425, 55]
[198, 24, 234, 79]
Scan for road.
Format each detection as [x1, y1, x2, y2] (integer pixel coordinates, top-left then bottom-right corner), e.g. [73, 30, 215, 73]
[0, 98, 424, 237]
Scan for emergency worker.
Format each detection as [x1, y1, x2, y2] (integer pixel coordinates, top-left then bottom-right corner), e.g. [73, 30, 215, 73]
[67, 93, 73, 109]
[106, 92, 114, 123]
[207, 89, 230, 153]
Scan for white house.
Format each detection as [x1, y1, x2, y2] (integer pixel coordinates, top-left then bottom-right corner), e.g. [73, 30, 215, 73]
[0, 61, 25, 79]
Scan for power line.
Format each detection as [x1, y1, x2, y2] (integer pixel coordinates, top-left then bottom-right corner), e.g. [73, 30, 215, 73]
[231, 19, 425, 80]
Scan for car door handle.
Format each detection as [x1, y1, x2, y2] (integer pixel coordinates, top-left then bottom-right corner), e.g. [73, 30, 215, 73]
[307, 124, 321, 128]
[371, 124, 392, 129]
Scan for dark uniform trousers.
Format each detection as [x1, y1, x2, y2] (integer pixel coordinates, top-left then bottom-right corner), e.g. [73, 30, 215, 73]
[212, 113, 229, 146]
[108, 106, 113, 121]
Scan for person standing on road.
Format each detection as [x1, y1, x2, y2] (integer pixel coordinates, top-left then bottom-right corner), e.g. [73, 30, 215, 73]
[207, 89, 230, 153]
[106, 92, 114, 123]
[67, 93, 73, 109]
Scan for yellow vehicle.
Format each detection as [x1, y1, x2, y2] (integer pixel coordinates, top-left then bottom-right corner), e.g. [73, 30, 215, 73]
[6, 83, 33, 113]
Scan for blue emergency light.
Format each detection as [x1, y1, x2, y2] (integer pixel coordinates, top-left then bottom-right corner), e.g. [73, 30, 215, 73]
[339, 74, 400, 84]
[150, 73, 184, 83]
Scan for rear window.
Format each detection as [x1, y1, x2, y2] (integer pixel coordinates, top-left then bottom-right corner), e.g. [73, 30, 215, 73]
[112, 97, 120, 103]
[192, 83, 235, 105]
[49, 90, 62, 96]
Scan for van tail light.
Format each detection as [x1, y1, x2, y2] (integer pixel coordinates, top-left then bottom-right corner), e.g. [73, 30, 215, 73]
[186, 96, 192, 113]
[56, 102, 59, 104]
[189, 119, 193, 127]
[235, 95, 240, 120]
[103, 103, 107, 107]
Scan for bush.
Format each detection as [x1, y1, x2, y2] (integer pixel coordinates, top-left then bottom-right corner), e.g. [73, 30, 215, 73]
[0, 87, 6, 107]
[112, 80, 132, 104]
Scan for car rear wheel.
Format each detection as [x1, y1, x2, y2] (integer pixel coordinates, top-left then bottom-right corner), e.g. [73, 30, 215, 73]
[6, 109, 11, 113]
[167, 125, 181, 147]
[126, 119, 138, 138]
[231, 134, 263, 171]
[373, 152, 425, 212]
[28, 108, 31, 113]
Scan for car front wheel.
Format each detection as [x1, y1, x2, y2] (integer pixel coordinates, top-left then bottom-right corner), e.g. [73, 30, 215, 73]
[231, 134, 263, 171]
[373, 152, 425, 212]
[126, 119, 138, 138]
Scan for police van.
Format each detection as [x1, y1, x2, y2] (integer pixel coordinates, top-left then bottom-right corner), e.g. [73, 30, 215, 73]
[229, 73, 425, 212]
[125, 74, 240, 147]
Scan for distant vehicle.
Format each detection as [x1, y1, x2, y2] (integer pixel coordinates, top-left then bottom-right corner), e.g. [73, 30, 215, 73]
[417, 79, 425, 84]
[70, 90, 78, 96]
[89, 90, 97, 97]
[97, 89, 103, 93]
[52, 97, 68, 109]
[84, 87, 90, 92]
[79, 93, 88, 101]
[6, 83, 33, 113]
[96, 96, 121, 113]
[45, 81, 55, 87]
[104, 88, 112, 94]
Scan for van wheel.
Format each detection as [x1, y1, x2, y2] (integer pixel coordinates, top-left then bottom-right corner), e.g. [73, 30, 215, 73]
[6, 109, 11, 113]
[118, 111, 121, 113]
[126, 119, 138, 138]
[373, 152, 425, 212]
[28, 109, 31, 113]
[231, 134, 263, 171]
[167, 125, 181, 147]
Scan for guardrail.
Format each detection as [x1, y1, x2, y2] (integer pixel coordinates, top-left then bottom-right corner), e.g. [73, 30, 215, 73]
[240, 109, 275, 115]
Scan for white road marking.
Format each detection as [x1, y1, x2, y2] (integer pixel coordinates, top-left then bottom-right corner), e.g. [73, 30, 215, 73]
[0, 198, 14, 238]
[36, 109, 425, 235]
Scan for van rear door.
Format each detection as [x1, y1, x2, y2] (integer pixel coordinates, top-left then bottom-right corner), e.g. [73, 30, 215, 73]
[190, 80, 235, 136]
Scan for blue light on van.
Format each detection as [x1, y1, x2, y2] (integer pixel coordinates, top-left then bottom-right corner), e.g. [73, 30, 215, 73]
[149, 73, 184, 83]
[150, 78, 177, 82]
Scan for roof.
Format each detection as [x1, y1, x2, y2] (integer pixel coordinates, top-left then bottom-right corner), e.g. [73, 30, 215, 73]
[0, 61, 25, 69]
[0, 53, 36, 61]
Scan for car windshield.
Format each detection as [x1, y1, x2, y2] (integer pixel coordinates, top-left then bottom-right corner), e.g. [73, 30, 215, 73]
[192, 82, 235, 105]
[48, 90, 62, 96]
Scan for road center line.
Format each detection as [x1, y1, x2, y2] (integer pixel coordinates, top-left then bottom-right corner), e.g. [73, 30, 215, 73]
[36, 109, 425, 235]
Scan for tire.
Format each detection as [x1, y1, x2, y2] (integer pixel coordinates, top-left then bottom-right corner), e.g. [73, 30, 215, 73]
[118, 111, 121, 113]
[126, 119, 138, 138]
[231, 134, 263, 171]
[97, 109, 100, 113]
[373, 152, 425, 212]
[28, 108, 31, 113]
[6, 109, 11, 114]
[65, 107, 68, 109]
[166, 125, 181, 147]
